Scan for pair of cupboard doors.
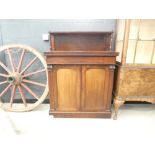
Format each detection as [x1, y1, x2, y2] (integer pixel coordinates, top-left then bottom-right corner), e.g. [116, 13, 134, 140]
[48, 64, 113, 117]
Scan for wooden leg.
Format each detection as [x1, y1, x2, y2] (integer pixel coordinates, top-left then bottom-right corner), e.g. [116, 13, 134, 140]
[113, 99, 125, 120]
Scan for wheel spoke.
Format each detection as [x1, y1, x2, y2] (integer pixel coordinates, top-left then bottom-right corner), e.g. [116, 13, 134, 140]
[0, 83, 12, 97]
[22, 69, 46, 78]
[7, 49, 16, 72]
[0, 73, 9, 77]
[0, 44, 48, 112]
[23, 79, 46, 87]
[0, 61, 11, 74]
[18, 85, 27, 107]
[9, 85, 16, 108]
[21, 83, 39, 100]
[20, 56, 38, 75]
[0, 81, 8, 85]
[17, 49, 25, 72]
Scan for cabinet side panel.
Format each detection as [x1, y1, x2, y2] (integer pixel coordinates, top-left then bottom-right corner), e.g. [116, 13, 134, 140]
[56, 67, 81, 111]
[48, 69, 54, 111]
[84, 68, 106, 111]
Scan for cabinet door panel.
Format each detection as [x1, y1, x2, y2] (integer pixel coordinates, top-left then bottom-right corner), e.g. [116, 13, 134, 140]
[55, 66, 81, 111]
[82, 66, 109, 111]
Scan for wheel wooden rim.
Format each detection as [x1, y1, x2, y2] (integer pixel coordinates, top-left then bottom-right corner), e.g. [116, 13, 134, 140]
[0, 44, 49, 112]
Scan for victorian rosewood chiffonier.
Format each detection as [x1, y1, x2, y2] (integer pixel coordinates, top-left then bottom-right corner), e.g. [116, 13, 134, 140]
[114, 19, 155, 119]
[45, 32, 118, 118]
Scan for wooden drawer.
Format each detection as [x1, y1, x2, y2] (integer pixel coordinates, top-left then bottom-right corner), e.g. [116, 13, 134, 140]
[45, 52, 117, 65]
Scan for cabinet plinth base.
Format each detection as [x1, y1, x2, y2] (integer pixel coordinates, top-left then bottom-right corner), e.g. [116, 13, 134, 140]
[49, 111, 111, 118]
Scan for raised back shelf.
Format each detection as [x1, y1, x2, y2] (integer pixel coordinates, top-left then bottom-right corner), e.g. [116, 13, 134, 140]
[50, 32, 113, 51]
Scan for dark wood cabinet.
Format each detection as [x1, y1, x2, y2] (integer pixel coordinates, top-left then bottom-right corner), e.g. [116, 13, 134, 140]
[45, 32, 118, 118]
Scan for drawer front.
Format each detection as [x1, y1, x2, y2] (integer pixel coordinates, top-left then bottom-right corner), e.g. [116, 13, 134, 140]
[46, 56, 116, 65]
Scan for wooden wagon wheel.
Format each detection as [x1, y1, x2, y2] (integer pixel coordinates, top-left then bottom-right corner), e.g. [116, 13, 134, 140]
[0, 44, 49, 112]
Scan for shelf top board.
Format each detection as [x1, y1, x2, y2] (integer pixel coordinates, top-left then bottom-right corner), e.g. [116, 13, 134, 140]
[44, 51, 118, 57]
[49, 32, 113, 51]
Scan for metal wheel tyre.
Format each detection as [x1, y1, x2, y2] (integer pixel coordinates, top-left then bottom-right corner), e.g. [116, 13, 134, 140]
[0, 44, 49, 112]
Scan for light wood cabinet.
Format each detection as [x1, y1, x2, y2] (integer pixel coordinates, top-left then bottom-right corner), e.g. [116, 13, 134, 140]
[114, 19, 155, 119]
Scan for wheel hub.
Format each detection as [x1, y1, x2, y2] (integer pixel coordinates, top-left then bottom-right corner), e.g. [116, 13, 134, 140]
[7, 72, 22, 85]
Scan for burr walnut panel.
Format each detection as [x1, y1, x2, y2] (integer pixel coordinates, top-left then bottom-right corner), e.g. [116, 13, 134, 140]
[116, 66, 155, 97]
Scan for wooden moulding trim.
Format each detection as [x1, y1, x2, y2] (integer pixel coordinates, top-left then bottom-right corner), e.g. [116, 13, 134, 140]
[121, 19, 131, 64]
[106, 66, 115, 111]
[113, 93, 155, 99]
[50, 111, 111, 114]
[47, 62, 116, 65]
[116, 63, 155, 68]
[49, 111, 111, 118]
[44, 51, 119, 57]
[116, 96, 155, 98]
[50, 34, 55, 50]
[46, 57, 116, 65]
[49, 31, 113, 34]
[114, 96, 155, 103]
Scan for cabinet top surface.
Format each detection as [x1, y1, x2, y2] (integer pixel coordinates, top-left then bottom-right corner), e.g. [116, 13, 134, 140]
[49, 31, 113, 34]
